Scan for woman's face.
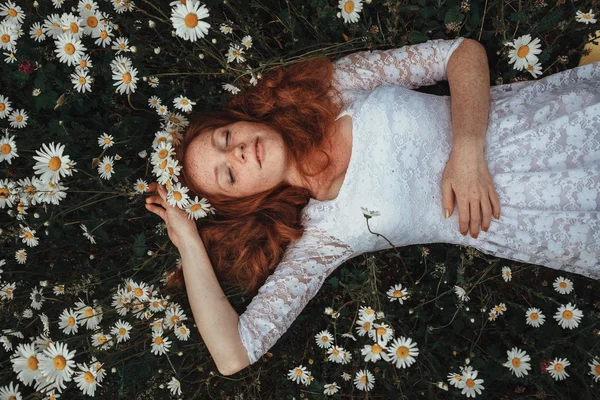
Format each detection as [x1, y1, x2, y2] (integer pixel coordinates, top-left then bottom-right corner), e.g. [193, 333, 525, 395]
[184, 121, 296, 198]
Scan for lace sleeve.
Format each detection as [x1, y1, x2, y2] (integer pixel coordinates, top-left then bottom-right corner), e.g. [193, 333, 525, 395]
[238, 225, 356, 365]
[332, 37, 467, 92]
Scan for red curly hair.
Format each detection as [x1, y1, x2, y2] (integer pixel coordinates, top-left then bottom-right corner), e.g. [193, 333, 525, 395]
[167, 56, 347, 298]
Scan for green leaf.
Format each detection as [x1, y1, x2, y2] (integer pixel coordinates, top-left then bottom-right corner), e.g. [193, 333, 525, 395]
[133, 232, 146, 257]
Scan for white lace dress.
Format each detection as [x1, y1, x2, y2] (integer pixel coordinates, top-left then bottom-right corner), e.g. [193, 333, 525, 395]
[238, 37, 600, 365]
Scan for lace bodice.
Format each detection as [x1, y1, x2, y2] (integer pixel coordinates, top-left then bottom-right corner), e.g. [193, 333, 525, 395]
[238, 38, 600, 366]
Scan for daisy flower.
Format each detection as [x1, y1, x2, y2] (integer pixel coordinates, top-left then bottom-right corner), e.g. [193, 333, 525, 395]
[361, 342, 390, 363]
[503, 347, 531, 378]
[54, 32, 87, 67]
[525, 61, 542, 79]
[493, 303, 507, 315]
[0, 382, 21, 400]
[110, 55, 132, 71]
[323, 382, 340, 395]
[8, 109, 28, 129]
[156, 104, 169, 116]
[506, 34, 542, 72]
[90, 332, 113, 350]
[0, 94, 13, 118]
[97, 155, 115, 180]
[148, 96, 161, 108]
[58, 308, 79, 335]
[589, 357, 600, 382]
[338, 0, 363, 24]
[75, 299, 102, 330]
[454, 285, 470, 302]
[354, 369, 374, 391]
[111, 36, 130, 54]
[60, 13, 85, 40]
[11, 342, 41, 386]
[327, 345, 345, 363]
[386, 283, 410, 303]
[554, 302, 583, 329]
[110, 320, 132, 343]
[170, 0, 211, 42]
[164, 307, 188, 330]
[167, 377, 181, 396]
[15, 249, 27, 264]
[0, 133, 18, 164]
[241, 35, 253, 49]
[150, 331, 171, 355]
[359, 305, 376, 320]
[546, 358, 570, 381]
[0, 23, 17, 52]
[185, 196, 212, 220]
[386, 336, 419, 369]
[576, 9, 597, 24]
[38, 179, 69, 205]
[525, 307, 545, 327]
[38, 341, 76, 392]
[355, 316, 374, 337]
[71, 69, 93, 93]
[173, 96, 196, 112]
[341, 372, 351, 381]
[90, 357, 106, 383]
[488, 310, 498, 321]
[76, 54, 93, 71]
[93, 26, 113, 47]
[53, 285, 65, 295]
[0, 178, 17, 209]
[73, 362, 100, 396]
[148, 76, 159, 87]
[163, 112, 189, 127]
[32, 88, 41, 96]
[220, 23, 232, 35]
[553, 276, 574, 294]
[78, 0, 99, 13]
[156, 158, 182, 185]
[44, 13, 64, 38]
[32, 142, 74, 184]
[288, 365, 309, 385]
[134, 178, 148, 194]
[30, 22, 47, 42]
[174, 323, 190, 341]
[460, 369, 485, 398]
[19, 225, 39, 247]
[98, 133, 114, 149]
[368, 322, 394, 345]
[0, 282, 16, 300]
[4, 51, 17, 64]
[226, 43, 246, 63]
[223, 83, 241, 95]
[447, 371, 464, 388]
[0, 1, 26, 25]
[80, 10, 102, 36]
[112, 63, 138, 95]
[315, 330, 333, 349]
[501, 266, 512, 282]
[166, 181, 191, 208]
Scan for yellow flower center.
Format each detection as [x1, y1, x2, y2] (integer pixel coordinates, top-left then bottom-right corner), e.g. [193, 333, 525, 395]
[360, 376, 367, 383]
[295, 369, 302, 376]
[184, 13, 198, 28]
[134, 287, 143, 297]
[0, 103, 5, 111]
[179, 327, 187, 334]
[28, 356, 39, 370]
[512, 358, 520, 367]
[159, 159, 168, 169]
[24, 231, 33, 239]
[154, 336, 163, 345]
[119, 327, 126, 335]
[36, 29, 43, 36]
[396, 346, 409, 358]
[562, 310, 572, 320]
[84, 308, 94, 317]
[559, 282, 567, 288]
[173, 191, 182, 201]
[321, 336, 329, 342]
[371, 344, 383, 354]
[83, 371, 95, 383]
[169, 116, 181, 124]
[87, 16, 98, 28]
[64, 43, 76, 55]
[530, 313, 538, 320]
[376, 327, 386, 336]
[332, 349, 339, 356]
[98, 335, 107, 343]
[555, 363, 563, 372]
[8, 9, 17, 17]
[100, 31, 108, 39]
[80, 59, 87, 68]
[79, 77, 87, 84]
[53, 355, 67, 370]
[0, 34, 9, 43]
[67, 316, 76, 326]
[69, 22, 79, 33]
[6, 287, 13, 295]
[190, 204, 202, 212]
[344, 1, 354, 13]
[595, 365, 600, 375]
[158, 149, 168, 159]
[171, 315, 180, 324]
[2, 144, 12, 154]
[181, 99, 189, 105]
[393, 290, 403, 297]
[517, 45, 529, 58]
[122, 72, 132, 84]
[466, 378, 475, 388]
[15, 115, 22, 122]
[104, 137, 111, 144]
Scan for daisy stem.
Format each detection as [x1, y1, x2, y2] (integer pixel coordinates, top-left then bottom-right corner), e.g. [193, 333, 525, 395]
[138, 0, 170, 22]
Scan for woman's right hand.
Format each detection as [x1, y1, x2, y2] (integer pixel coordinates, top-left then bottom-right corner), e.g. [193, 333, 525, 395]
[144, 182, 200, 250]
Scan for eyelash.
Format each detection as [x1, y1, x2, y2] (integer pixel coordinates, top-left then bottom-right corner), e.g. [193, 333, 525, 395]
[226, 130, 234, 184]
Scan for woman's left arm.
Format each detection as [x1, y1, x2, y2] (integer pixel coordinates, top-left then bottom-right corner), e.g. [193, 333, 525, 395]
[441, 38, 501, 239]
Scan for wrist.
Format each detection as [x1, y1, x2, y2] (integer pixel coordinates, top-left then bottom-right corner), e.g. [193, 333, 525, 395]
[451, 137, 485, 155]
[178, 233, 204, 257]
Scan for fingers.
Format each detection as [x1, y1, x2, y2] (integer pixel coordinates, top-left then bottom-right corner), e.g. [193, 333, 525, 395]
[469, 197, 481, 239]
[480, 193, 493, 233]
[145, 203, 166, 221]
[489, 186, 501, 220]
[457, 196, 470, 236]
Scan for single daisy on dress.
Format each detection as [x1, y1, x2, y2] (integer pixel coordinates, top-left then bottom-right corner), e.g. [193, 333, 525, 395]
[506, 34, 542, 72]
[112, 63, 138, 95]
[589, 357, 600, 382]
[134, 178, 148, 194]
[54, 32, 87, 67]
[315, 330, 333, 349]
[338, 0, 363, 24]
[167, 377, 182, 396]
[354, 369, 375, 391]
[287, 365, 309, 385]
[147, 76, 159, 87]
[554, 302, 583, 330]
[148, 96, 161, 108]
[386, 283, 410, 304]
[553, 276, 574, 294]
[150, 330, 171, 355]
[174, 323, 190, 341]
[58, 308, 79, 335]
[223, 83, 241, 95]
[33, 142, 74, 184]
[0, 94, 13, 118]
[0, 133, 18, 164]
[170, 0, 211, 42]
[97, 155, 115, 180]
[327, 345, 346, 363]
[173, 96, 196, 112]
[110, 320, 132, 343]
[166, 181, 191, 208]
[70, 69, 93, 93]
[15, 249, 27, 264]
[30, 22, 47, 42]
[185, 196, 212, 220]
[454, 285, 470, 302]
[323, 382, 340, 395]
[241, 35, 253, 49]
[361, 342, 390, 363]
[386, 336, 419, 369]
[38, 341, 76, 392]
[11, 342, 41, 386]
[226, 43, 246, 63]
[0, 1, 26, 25]
[53, 285, 65, 295]
[460, 369, 485, 398]
[501, 266, 512, 282]
[73, 362, 100, 396]
[98, 133, 114, 149]
[503, 347, 531, 378]
[0, 381, 21, 400]
[546, 358, 570, 381]
[525, 307, 545, 327]
[355, 316, 374, 337]
[8, 109, 28, 129]
[576, 9, 597, 24]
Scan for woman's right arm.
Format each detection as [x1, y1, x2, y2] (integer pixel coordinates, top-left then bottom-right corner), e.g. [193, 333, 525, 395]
[178, 234, 251, 376]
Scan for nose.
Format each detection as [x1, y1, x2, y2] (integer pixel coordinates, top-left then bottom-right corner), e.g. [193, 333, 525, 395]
[229, 142, 248, 164]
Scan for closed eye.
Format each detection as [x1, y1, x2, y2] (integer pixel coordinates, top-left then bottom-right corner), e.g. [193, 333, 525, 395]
[226, 130, 234, 184]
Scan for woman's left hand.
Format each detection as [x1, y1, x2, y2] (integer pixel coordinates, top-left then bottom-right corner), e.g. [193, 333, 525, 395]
[441, 148, 501, 239]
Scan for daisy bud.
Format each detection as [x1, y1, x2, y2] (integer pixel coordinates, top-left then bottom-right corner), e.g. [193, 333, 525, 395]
[34, 213, 40, 218]
[466, 307, 470, 311]
[171, 31, 176, 37]
[257, 73, 262, 79]
[159, 384, 164, 389]
[44, 220, 50, 226]
[470, 318, 475, 323]
[158, 369, 163, 373]
[39, 281, 48, 287]
[45, 229, 49, 235]
[154, 47, 161, 54]
[130, 46, 137, 53]
[89, 254, 95, 259]
[143, 76, 148, 82]
[165, 295, 171, 300]
[0, 228, 3, 234]
[111, 367, 117, 373]
[148, 20, 156, 28]
[220, 69, 225, 74]
[465, 358, 470, 365]
[147, 250, 154, 256]
[212, 38, 217, 44]
[58, 121, 63, 126]
[365, 0, 371, 3]
[409, 308, 414, 314]
[198, 53, 204, 59]
[33, 1, 39, 7]
[114, 24, 119, 30]
[178, 351, 183, 356]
